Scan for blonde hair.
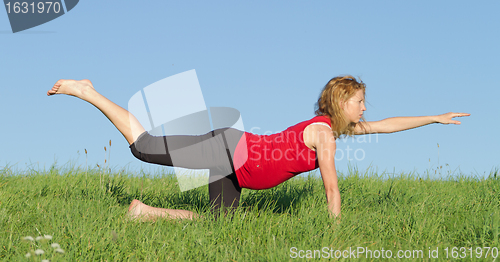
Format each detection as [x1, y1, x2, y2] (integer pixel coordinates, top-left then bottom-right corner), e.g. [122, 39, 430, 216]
[315, 75, 366, 138]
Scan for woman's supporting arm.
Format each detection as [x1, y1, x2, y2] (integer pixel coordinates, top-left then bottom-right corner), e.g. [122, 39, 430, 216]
[314, 125, 341, 219]
[355, 112, 470, 134]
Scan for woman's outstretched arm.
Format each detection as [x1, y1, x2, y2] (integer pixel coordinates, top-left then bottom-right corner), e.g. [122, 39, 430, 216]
[355, 112, 470, 134]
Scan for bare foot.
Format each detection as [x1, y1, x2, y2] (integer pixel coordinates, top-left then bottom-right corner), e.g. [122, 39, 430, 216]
[127, 199, 147, 221]
[127, 199, 198, 221]
[47, 79, 94, 98]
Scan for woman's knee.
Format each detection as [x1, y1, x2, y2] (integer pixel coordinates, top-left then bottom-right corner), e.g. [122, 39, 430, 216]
[129, 132, 173, 166]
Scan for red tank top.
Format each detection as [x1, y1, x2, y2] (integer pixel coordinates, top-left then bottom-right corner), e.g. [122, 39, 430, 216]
[233, 115, 331, 190]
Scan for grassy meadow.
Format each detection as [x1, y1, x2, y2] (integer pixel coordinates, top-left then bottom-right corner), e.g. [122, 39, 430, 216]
[0, 165, 499, 261]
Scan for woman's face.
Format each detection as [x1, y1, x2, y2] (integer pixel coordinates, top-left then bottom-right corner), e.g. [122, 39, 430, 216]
[341, 89, 366, 123]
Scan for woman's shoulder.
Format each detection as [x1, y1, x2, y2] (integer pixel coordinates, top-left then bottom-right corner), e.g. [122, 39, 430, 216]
[302, 116, 334, 150]
[308, 115, 331, 126]
[283, 115, 332, 134]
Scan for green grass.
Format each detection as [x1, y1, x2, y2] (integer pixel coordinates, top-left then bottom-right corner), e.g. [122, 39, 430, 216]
[1, 165, 499, 261]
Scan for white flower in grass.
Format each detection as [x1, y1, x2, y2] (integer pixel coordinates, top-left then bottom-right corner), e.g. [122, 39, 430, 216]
[51, 243, 60, 248]
[25, 252, 31, 258]
[44, 234, 52, 240]
[22, 236, 34, 241]
[42, 260, 49, 262]
[35, 236, 44, 241]
[55, 248, 65, 253]
[34, 249, 45, 255]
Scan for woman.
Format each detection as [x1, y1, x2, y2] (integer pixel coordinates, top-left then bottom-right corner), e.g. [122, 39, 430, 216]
[47, 76, 469, 220]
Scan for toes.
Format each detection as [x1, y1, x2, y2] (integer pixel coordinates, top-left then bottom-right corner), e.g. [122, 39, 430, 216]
[48, 80, 65, 96]
[47, 87, 57, 96]
[47, 86, 58, 96]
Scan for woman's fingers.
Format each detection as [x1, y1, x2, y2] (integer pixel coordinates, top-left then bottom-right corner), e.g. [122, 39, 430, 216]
[446, 112, 470, 124]
[453, 112, 470, 118]
[452, 113, 470, 124]
[438, 112, 469, 124]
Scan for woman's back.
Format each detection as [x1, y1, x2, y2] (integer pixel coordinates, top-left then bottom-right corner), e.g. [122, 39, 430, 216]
[235, 115, 331, 189]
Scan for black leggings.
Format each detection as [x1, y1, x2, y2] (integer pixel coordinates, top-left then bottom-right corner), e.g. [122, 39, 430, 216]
[129, 128, 244, 214]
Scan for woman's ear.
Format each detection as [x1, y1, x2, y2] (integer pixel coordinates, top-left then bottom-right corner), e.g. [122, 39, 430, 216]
[339, 100, 345, 110]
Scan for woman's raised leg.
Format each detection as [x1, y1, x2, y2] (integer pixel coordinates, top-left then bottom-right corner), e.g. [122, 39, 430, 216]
[47, 79, 145, 145]
[48, 79, 201, 221]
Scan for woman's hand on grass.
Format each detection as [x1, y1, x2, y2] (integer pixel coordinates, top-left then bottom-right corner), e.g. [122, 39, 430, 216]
[434, 112, 470, 125]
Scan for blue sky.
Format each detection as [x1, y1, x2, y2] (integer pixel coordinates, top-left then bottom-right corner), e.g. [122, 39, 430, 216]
[1, 1, 498, 178]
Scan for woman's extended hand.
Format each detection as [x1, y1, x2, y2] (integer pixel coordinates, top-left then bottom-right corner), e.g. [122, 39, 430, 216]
[435, 112, 470, 125]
